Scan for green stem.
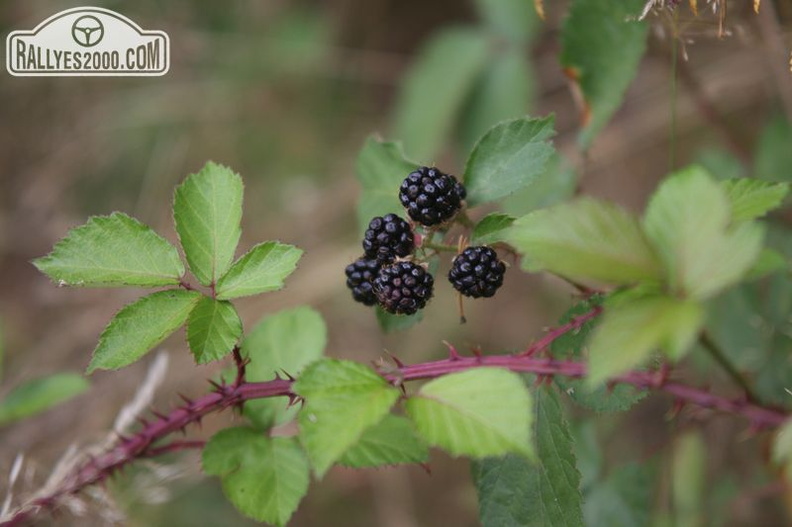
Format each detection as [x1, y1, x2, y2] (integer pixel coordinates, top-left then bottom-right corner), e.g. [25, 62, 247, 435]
[421, 241, 458, 253]
[700, 332, 760, 403]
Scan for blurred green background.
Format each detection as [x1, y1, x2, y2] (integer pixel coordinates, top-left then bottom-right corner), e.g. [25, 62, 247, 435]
[1, 0, 791, 525]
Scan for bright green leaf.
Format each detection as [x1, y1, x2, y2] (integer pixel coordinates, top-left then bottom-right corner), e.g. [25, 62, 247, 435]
[502, 153, 578, 216]
[215, 242, 303, 300]
[472, 387, 583, 527]
[458, 48, 534, 153]
[560, 0, 648, 147]
[87, 290, 201, 373]
[473, 0, 539, 43]
[583, 464, 653, 527]
[721, 178, 789, 222]
[464, 116, 556, 207]
[587, 296, 705, 386]
[173, 162, 243, 286]
[406, 368, 533, 459]
[339, 414, 428, 468]
[508, 198, 661, 284]
[295, 359, 400, 477]
[243, 307, 326, 428]
[203, 427, 309, 527]
[0, 373, 89, 425]
[33, 212, 184, 288]
[393, 27, 491, 162]
[355, 137, 417, 235]
[186, 297, 242, 364]
[471, 213, 515, 246]
[755, 115, 792, 182]
[643, 166, 765, 299]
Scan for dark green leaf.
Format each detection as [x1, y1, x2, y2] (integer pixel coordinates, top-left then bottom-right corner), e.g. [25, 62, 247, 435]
[583, 464, 653, 527]
[0, 373, 89, 425]
[339, 415, 428, 468]
[473, 0, 539, 43]
[186, 297, 242, 364]
[464, 116, 556, 207]
[471, 213, 515, 245]
[34, 213, 184, 288]
[502, 153, 578, 216]
[755, 115, 792, 182]
[375, 306, 423, 333]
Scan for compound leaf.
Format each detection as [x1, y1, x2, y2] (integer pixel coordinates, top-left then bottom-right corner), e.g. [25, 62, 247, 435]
[87, 290, 201, 373]
[186, 297, 242, 364]
[295, 359, 400, 477]
[216, 242, 302, 300]
[34, 212, 184, 288]
[203, 427, 309, 527]
[406, 368, 533, 459]
[339, 414, 428, 468]
[174, 162, 243, 286]
[0, 373, 89, 426]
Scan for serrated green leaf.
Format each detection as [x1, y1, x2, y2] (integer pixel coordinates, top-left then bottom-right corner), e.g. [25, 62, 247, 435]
[406, 368, 533, 459]
[643, 166, 765, 299]
[174, 162, 243, 286]
[33, 212, 184, 288]
[203, 427, 309, 527]
[755, 115, 792, 182]
[87, 290, 201, 373]
[583, 464, 653, 527]
[551, 297, 647, 412]
[0, 373, 89, 425]
[339, 414, 428, 468]
[464, 116, 556, 207]
[502, 153, 578, 216]
[721, 178, 789, 222]
[472, 387, 583, 527]
[295, 359, 400, 477]
[393, 27, 491, 162]
[560, 0, 648, 148]
[587, 296, 704, 386]
[458, 48, 534, 153]
[508, 198, 661, 284]
[473, 0, 539, 43]
[471, 213, 515, 245]
[355, 137, 417, 235]
[215, 242, 302, 300]
[243, 307, 326, 428]
[186, 297, 242, 364]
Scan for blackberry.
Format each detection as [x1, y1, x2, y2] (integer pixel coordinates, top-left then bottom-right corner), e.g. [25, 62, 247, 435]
[399, 167, 466, 226]
[373, 261, 434, 315]
[362, 214, 415, 263]
[345, 257, 381, 306]
[448, 246, 506, 298]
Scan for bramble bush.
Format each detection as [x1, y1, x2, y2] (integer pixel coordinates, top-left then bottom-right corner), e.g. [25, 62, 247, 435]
[2, 1, 792, 526]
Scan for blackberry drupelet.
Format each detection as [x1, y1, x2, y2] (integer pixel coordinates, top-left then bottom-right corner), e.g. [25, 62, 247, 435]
[399, 166, 466, 226]
[362, 214, 415, 263]
[448, 246, 506, 298]
[373, 261, 434, 315]
[345, 257, 382, 306]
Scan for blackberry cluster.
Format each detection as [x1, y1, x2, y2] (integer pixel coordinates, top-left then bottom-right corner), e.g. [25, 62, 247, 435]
[363, 214, 414, 263]
[345, 257, 381, 306]
[373, 261, 434, 315]
[399, 167, 466, 226]
[448, 246, 506, 298]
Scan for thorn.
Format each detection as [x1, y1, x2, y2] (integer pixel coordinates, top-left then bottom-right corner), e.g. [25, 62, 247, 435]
[280, 370, 296, 382]
[135, 417, 149, 428]
[385, 351, 405, 368]
[151, 410, 169, 421]
[178, 393, 193, 406]
[443, 341, 461, 361]
[471, 346, 483, 362]
[419, 463, 432, 475]
[273, 371, 284, 381]
[208, 379, 225, 392]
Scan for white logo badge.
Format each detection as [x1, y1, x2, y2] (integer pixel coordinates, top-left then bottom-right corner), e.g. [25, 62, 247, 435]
[6, 6, 169, 76]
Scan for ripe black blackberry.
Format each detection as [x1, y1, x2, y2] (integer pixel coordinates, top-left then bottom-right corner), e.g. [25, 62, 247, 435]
[448, 246, 506, 298]
[345, 257, 381, 306]
[373, 261, 434, 315]
[399, 167, 466, 227]
[362, 214, 415, 263]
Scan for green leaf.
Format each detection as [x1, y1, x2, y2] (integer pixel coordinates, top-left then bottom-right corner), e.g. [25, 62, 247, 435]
[471, 213, 515, 246]
[472, 387, 583, 527]
[695, 147, 746, 181]
[643, 166, 765, 299]
[551, 297, 647, 412]
[339, 415, 428, 468]
[186, 297, 242, 364]
[87, 290, 201, 373]
[215, 242, 303, 300]
[406, 368, 533, 459]
[502, 153, 578, 216]
[202, 427, 309, 527]
[173, 162, 243, 286]
[755, 115, 792, 182]
[507, 198, 661, 284]
[393, 27, 491, 162]
[243, 307, 327, 428]
[294, 359, 400, 477]
[583, 464, 653, 527]
[355, 137, 417, 235]
[472, 0, 539, 43]
[464, 116, 556, 207]
[587, 296, 705, 386]
[375, 305, 423, 333]
[721, 178, 789, 222]
[560, 0, 648, 148]
[745, 248, 788, 281]
[672, 431, 706, 527]
[458, 48, 534, 154]
[33, 212, 184, 288]
[0, 373, 89, 425]
[772, 419, 792, 484]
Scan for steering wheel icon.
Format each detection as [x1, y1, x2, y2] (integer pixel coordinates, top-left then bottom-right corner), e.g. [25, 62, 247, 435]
[71, 15, 104, 47]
